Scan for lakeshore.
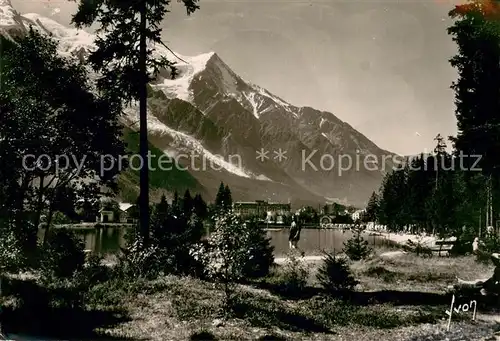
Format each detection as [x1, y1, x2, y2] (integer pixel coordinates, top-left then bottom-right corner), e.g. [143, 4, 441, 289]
[48, 224, 399, 257]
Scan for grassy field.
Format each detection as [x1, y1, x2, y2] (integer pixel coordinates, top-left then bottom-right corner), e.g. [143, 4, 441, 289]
[87, 248, 500, 341]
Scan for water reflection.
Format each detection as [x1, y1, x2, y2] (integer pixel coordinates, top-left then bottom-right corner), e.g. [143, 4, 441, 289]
[58, 227, 391, 256]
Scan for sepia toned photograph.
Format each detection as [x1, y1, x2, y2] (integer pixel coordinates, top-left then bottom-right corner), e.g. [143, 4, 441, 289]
[1, 0, 500, 339]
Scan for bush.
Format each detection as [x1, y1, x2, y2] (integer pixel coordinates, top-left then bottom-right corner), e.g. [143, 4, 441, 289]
[343, 226, 372, 261]
[116, 230, 162, 280]
[0, 227, 24, 273]
[450, 226, 475, 256]
[242, 221, 274, 279]
[316, 252, 359, 295]
[74, 253, 111, 288]
[39, 229, 85, 280]
[271, 252, 308, 298]
[191, 210, 253, 308]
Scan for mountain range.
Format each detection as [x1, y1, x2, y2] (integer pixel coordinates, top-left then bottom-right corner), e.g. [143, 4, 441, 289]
[0, 0, 400, 207]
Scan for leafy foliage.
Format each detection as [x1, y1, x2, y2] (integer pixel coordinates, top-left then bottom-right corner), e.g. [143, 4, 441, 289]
[271, 252, 309, 299]
[0, 29, 125, 257]
[116, 229, 162, 279]
[190, 209, 252, 307]
[0, 227, 24, 273]
[39, 229, 86, 280]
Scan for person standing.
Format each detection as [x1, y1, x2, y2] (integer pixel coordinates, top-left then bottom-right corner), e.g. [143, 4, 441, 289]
[289, 216, 304, 256]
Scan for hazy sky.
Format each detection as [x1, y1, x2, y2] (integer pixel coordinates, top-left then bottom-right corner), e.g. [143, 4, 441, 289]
[12, 0, 462, 155]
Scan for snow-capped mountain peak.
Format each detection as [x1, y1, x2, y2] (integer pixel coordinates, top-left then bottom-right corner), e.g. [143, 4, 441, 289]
[1, 2, 395, 206]
[150, 51, 216, 102]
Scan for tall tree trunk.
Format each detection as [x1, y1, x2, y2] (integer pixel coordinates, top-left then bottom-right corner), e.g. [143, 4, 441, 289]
[43, 200, 56, 246]
[138, 0, 150, 247]
[15, 176, 31, 252]
[33, 175, 45, 231]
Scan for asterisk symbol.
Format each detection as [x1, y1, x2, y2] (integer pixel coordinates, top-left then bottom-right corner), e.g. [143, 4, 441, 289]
[273, 148, 287, 162]
[256, 148, 269, 162]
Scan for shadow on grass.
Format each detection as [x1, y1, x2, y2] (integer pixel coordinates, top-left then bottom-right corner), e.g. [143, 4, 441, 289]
[2, 305, 139, 340]
[251, 280, 322, 300]
[230, 293, 333, 334]
[190, 330, 218, 340]
[0, 277, 141, 340]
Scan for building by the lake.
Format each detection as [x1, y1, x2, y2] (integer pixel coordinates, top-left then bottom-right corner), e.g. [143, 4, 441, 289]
[233, 200, 291, 220]
[98, 202, 138, 224]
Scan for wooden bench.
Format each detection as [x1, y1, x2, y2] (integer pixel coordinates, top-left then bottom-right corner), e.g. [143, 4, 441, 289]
[433, 240, 456, 256]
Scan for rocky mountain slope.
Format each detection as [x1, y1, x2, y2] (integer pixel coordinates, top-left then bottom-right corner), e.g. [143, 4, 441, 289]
[0, 0, 398, 207]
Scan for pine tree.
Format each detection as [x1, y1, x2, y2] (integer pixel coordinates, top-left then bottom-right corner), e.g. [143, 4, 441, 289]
[223, 185, 233, 210]
[171, 191, 182, 217]
[447, 0, 500, 176]
[406, 154, 433, 233]
[182, 189, 193, 217]
[379, 165, 410, 232]
[71, 0, 201, 247]
[152, 194, 169, 229]
[242, 218, 274, 279]
[193, 194, 208, 219]
[364, 192, 379, 223]
[447, 0, 500, 230]
[316, 251, 359, 295]
[343, 225, 372, 261]
[215, 182, 225, 209]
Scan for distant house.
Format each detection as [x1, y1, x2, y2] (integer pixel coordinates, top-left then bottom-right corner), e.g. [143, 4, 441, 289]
[97, 202, 137, 224]
[118, 203, 138, 224]
[98, 208, 114, 223]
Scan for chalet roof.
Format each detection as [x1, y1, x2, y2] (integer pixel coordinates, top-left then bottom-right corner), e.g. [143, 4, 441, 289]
[119, 203, 134, 212]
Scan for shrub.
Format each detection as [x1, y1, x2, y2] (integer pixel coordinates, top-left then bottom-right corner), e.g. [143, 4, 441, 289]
[316, 252, 359, 295]
[39, 229, 85, 280]
[272, 252, 309, 298]
[191, 210, 252, 309]
[343, 226, 372, 261]
[242, 220, 274, 279]
[450, 226, 475, 256]
[116, 230, 162, 279]
[74, 253, 112, 288]
[0, 227, 24, 273]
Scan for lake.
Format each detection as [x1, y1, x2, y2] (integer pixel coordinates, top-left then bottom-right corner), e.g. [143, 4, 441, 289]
[56, 226, 395, 256]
